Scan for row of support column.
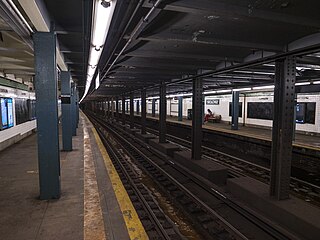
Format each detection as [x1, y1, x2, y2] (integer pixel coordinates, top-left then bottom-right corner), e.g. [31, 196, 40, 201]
[95, 58, 295, 201]
[34, 31, 79, 200]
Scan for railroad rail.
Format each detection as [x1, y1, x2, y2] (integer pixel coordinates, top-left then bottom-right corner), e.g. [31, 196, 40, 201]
[87, 112, 297, 240]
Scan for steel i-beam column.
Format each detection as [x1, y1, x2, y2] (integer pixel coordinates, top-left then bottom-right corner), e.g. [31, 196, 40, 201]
[141, 89, 146, 134]
[122, 95, 126, 125]
[107, 98, 111, 118]
[152, 99, 156, 117]
[34, 31, 60, 199]
[130, 93, 134, 129]
[231, 91, 240, 130]
[270, 56, 296, 200]
[191, 76, 203, 160]
[115, 96, 119, 121]
[126, 100, 129, 113]
[111, 97, 115, 119]
[178, 96, 183, 121]
[159, 82, 167, 143]
[136, 100, 140, 114]
[61, 71, 72, 151]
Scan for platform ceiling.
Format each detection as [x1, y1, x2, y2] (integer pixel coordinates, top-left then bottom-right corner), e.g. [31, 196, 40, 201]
[88, 0, 320, 100]
[1, 0, 320, 98]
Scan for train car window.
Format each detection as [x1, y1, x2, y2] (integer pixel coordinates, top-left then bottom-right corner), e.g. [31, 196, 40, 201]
[15, 98, 29, 125]
[228, 102, 243, 117]
[0, 98, 14, 130]
[27, 99, 36, 120]
[7, 98, 14, 127]
[1, 98, 8, 129]
[304, 102, 316, 124]
[247, 102, 273, 120]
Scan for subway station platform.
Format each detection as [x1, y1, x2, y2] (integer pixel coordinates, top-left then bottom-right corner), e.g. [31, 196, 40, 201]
[145, 114, 320, 150]
[0, 113, 147, 240]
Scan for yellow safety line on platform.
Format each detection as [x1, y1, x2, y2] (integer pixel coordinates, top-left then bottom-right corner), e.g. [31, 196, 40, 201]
[83, 117, 107, 240]
[92, 127, 149, 240]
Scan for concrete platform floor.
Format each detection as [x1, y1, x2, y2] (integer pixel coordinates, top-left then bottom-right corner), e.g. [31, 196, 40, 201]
[0, 114, 143, 240]
[0, 129, 84, 240]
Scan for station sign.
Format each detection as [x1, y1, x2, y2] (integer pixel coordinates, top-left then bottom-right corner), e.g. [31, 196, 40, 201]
[206, 99, 220, 105]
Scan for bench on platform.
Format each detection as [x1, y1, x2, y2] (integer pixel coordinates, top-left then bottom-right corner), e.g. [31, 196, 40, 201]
[208, 115, 221, 123]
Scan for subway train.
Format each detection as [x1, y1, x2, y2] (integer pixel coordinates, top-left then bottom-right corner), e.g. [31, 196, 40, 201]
[0, 83, 36, 150]
[93, 90, 320, 135]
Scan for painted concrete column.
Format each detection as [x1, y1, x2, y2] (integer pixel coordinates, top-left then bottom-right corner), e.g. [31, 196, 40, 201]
[61, 71, 72, 151]
[75, 87, 79, 127]
[34, 31, 60, 199]
[71, 83, 77, 136]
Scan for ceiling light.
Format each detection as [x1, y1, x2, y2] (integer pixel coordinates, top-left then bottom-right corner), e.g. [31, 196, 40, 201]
[80, 0, 117, 102]
[216, 89, 232, 93]
[295, 82, 310, 86]
[233, 88, 251, 92]
[313, 81, 320, 84]
[252, 85, 275, 90]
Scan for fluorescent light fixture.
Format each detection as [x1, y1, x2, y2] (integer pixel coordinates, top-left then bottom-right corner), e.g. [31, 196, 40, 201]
[95, 71, 100, 89]
[252, 85, 275, 90]
[204, 91, 216, 95]
[216, 89, 232, 93]
[88, 48, 101, 67]
[313, 81, 320, 84]
[295, 82, 310, 86]
[233, 87, 251, 92]
[92, 2, 113, 49]
[80, 0, 117, 103]
[296, 67, 312, 71]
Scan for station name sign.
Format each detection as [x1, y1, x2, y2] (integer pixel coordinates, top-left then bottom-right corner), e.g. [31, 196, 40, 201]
[206, 99, 220, 105]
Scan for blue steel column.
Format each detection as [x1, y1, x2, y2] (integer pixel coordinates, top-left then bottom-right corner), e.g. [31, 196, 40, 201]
[71, 83, 77, 136]
[61, 71, 72, 151]
[122, 95, 126, 125]
[178, 96, 183, 121]
[270, 56, 296, 200]
[126, 100, 129, 113]
[115, 96, 119, 121]
[231, 91, 239, 130]
[136, 100, 140, 114]
[159, 82, 167, 143]
[151, 99, 156, 117]
[192, 76, 203, 160]
[107, 98, 110, 118]
[141, 89, 146, 134]
[130, 93, 134, 129]
[34, 31, 60, 199]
